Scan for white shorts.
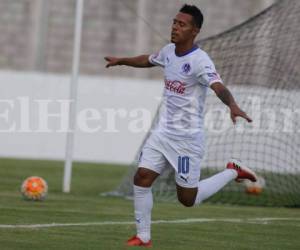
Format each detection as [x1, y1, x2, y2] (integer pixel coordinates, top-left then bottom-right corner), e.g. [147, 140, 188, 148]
[138, 132, 205, 188]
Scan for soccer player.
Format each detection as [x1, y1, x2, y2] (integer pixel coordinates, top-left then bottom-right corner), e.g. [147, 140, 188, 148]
[105, 4, 257, 248]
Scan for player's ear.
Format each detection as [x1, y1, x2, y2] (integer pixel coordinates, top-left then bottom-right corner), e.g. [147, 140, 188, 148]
[192, 27, 200, 36]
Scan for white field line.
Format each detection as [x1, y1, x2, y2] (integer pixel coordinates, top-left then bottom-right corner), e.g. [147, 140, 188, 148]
[0, 217, 300, 229]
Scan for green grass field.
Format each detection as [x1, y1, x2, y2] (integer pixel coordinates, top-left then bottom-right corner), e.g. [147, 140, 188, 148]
[0, 158, 299, 250]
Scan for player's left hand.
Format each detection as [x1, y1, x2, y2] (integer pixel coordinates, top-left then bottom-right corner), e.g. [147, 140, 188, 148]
[229, 104, 252, 124]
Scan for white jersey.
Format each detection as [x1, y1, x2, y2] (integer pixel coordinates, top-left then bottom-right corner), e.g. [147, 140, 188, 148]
[149, 43, 223, 139]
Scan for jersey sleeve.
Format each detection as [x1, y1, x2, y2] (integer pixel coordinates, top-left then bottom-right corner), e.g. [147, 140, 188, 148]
[196, 55, 223, 87]
[148, 44, 170, 67]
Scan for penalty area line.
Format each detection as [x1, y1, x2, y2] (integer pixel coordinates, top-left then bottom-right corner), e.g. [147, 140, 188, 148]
[0, 217, 299, 229]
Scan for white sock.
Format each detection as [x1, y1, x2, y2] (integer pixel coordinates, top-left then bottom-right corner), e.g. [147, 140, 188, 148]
[134, 185, 153, 243]
[195, 169, 237, 205]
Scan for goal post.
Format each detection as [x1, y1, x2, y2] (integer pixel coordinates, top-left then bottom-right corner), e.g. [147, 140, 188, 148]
[63, 0, 84, 193]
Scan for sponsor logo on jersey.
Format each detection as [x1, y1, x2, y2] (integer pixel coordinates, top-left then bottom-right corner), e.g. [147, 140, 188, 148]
[182, 63, 191, 74]
[207, 72, 221, 82]
[164, 79, 186, 94]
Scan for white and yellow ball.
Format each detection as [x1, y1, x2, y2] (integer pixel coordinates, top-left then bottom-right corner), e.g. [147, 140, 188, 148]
[21, 176, 48, 201]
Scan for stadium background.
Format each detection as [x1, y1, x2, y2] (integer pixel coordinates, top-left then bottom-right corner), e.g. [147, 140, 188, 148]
[0, 0, 275, 164]
[1, 0, 274, 78]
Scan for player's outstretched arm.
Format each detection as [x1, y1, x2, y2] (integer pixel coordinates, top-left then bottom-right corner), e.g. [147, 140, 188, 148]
[210, 82, 252, 124]
[104, 55, 155, 68]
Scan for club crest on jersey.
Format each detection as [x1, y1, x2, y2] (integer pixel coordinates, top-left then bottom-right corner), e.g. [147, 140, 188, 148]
[182, 63, 191, 74]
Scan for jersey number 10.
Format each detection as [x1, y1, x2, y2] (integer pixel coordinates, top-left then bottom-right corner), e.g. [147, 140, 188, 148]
[177, 156, 190, 174]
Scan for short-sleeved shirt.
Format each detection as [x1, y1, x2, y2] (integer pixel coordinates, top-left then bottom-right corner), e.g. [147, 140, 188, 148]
[149, 43, 223, 139]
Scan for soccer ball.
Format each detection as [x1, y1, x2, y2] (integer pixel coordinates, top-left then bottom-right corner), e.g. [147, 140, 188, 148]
[21, 176, 48, 201]
[244, 175, 266, 195]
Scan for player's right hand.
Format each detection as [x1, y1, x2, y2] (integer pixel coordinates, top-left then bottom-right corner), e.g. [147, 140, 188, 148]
[104, 56, 120, 68]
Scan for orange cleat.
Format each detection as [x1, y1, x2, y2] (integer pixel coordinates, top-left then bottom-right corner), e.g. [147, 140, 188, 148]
[227, 159, 257, 182]
[126, 235, 152, 248]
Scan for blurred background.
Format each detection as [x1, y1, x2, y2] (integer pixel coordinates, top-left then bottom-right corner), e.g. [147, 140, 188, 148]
[0, 0, 275, 78]
[0, 0, 276, 164]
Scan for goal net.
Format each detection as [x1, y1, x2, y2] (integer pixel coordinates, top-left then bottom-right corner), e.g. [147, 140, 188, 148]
[109, 0, 300, 207]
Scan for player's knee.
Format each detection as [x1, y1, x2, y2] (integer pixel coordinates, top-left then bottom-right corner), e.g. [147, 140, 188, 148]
[178, 197, 195, 207]
[134, 172, 144, 185]
[176, 185, 197, 207]
[133, 169, 153, 186]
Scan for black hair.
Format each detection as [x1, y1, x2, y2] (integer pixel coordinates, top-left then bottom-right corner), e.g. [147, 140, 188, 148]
[179, 4, 204, 29]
